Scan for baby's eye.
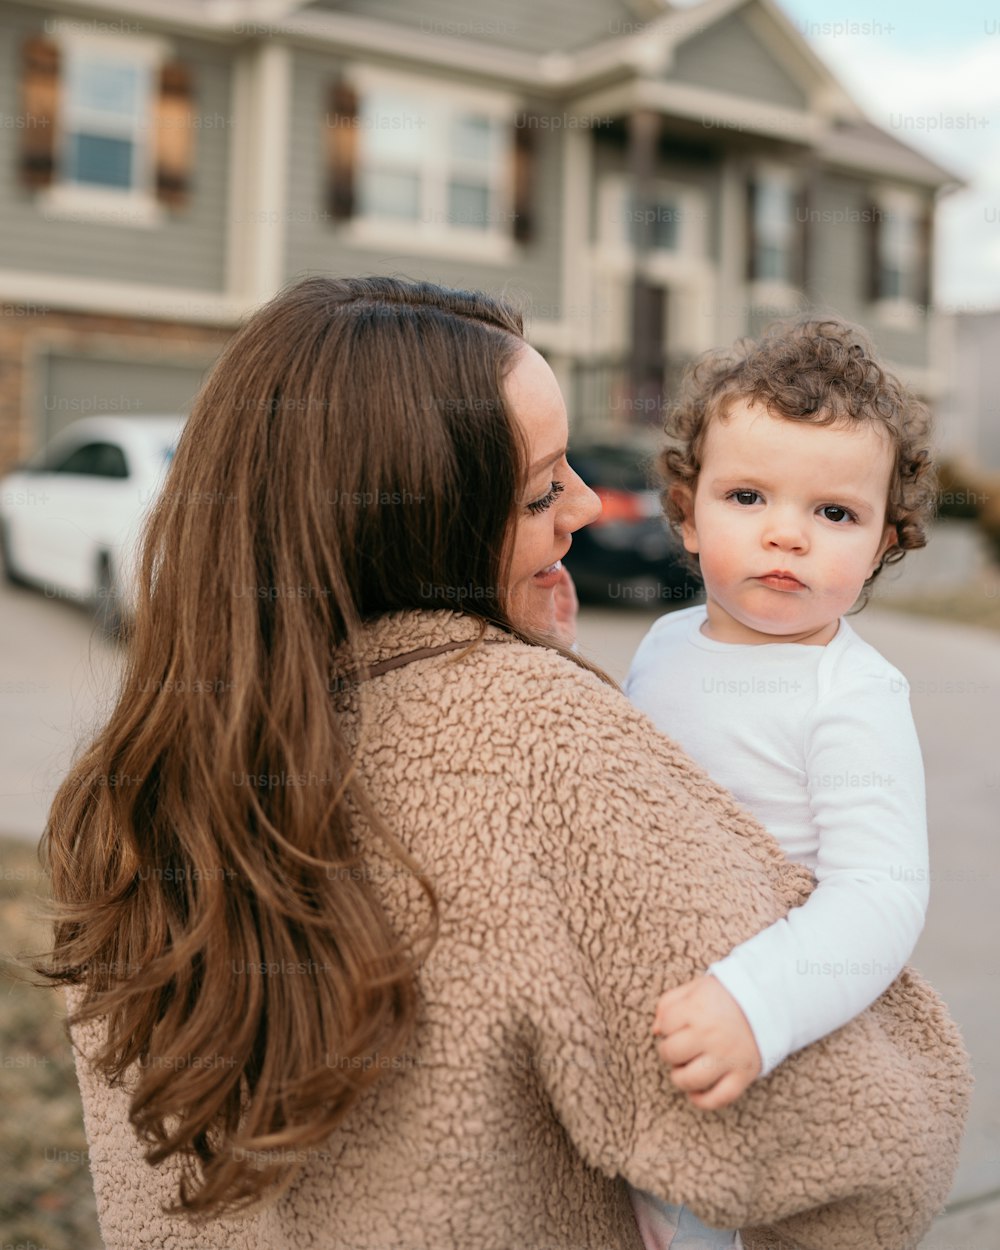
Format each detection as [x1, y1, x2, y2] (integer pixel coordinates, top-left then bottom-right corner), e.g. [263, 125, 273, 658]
[727, 489, 762, 506]
[820, 504, 856, 524]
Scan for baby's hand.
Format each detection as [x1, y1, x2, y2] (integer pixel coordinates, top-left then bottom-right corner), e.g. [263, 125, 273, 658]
[652, 974, 762, 1111]
[551, 565, 579, 648]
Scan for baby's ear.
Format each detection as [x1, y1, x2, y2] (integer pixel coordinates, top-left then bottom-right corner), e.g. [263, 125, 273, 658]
[880, 523, 898, 555]
[670, 485, 699, 554]
[872, 523, 898, 572]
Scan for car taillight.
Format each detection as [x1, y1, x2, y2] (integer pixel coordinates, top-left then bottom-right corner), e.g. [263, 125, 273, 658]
[591, 487, 646, 524]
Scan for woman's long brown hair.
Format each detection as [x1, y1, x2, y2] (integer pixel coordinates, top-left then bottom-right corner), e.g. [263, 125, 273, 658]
[38, 276, 568, 1217]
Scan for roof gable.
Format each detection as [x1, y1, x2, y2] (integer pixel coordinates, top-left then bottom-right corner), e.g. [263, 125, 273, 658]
[298, 0, 660, 54]
[668, 8, 807, 109]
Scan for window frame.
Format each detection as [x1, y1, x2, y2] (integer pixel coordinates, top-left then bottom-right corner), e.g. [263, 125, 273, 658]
[746, 161, 802, 313]
[598, 174, 709, 260]
[870, 185, 924, 326]
[38, 23, 170, 228]
[342, 65, 518, 262]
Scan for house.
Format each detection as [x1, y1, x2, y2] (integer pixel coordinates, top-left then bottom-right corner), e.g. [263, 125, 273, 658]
[0, 0, 961, 473]
[934, 309, 1000, 473]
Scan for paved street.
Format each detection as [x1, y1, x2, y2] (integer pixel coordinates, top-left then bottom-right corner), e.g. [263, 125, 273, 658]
[2, 578, 998, 1240]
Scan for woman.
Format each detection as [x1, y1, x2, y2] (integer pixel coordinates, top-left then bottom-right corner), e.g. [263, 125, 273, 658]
[43, 276, 969, 1249]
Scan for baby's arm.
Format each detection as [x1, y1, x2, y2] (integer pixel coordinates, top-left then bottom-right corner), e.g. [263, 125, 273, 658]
[655, 666, 928, 1105]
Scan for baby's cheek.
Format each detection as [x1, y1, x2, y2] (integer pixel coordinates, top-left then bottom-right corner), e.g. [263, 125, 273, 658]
[697, 543, 742, 595]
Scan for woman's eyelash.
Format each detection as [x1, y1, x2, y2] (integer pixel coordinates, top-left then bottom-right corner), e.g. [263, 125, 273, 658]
[526, 480, 565, 514]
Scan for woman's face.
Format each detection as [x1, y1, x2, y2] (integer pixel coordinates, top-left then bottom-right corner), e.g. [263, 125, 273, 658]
[503, 346, 601, 635]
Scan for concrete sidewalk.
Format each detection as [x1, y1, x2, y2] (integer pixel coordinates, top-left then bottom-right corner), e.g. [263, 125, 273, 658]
[577, 604, 1000, 1245]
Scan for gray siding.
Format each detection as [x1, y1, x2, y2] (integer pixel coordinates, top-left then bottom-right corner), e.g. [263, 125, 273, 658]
[670, 12, 808, 111]
[948, 314, 1000, 470]
[284, 49, 563, 320]
[302, 0, 645, 54]
[0, 5, 231, 291]
[810, 173, 929, 369]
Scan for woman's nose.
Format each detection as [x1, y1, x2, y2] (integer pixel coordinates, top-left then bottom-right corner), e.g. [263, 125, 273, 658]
[563, 475, 602, 533]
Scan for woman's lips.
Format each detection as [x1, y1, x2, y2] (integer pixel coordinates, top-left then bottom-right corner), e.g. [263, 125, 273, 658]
[757, 572, 806, 591]
[533, 558, 564, 588]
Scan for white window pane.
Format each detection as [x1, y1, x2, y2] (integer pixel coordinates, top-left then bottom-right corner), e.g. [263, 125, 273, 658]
[880, 266, 904, 299]
[447, 181, 491, 228]
[451, 114, 494, 164]
[756, 179, 794, 236]
[628, 196, 680, 250]
[363, 92, 431, 163]
[758, 243, 789, 282]
[360, 168, 421, 219]
[653, 204, 679, 250]
[882, 211, 917, 264]
[67, 132, 134, 188]
[68, 57, 140, 118]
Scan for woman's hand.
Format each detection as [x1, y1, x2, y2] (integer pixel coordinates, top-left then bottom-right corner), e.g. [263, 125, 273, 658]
[652, 975, 762, 1111]
[551, 565, 580, 649]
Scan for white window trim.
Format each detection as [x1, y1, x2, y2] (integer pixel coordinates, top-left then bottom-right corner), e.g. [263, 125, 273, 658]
[38, 25, 171, 229]
[343, 62, 520, 255]
[871, 184, 924, 321]
[342, 218, 517, 263]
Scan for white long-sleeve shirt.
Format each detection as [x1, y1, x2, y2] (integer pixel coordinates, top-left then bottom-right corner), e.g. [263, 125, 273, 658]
[625, 604, 928, 1076]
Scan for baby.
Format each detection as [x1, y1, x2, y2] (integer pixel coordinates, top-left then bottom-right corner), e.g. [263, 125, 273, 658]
[623, 318, 937, 1249]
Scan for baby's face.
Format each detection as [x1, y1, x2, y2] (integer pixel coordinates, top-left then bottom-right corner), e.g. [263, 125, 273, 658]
[679, 400, 896, 645]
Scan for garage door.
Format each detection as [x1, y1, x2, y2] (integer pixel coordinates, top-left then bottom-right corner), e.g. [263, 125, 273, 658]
[39, 351, 214, 445]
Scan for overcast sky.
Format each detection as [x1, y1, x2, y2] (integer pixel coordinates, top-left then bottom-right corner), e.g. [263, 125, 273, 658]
[673, 0, 1000, 308]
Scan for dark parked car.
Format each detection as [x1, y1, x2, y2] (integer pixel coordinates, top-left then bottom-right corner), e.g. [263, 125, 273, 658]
[564, 442, 703, 608]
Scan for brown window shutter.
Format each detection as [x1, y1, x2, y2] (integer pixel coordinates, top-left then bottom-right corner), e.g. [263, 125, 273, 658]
[511, 116, 536, 244]
[154, 62, 195, 209]
[745, 177, 758, 281]
[20, 36, 60, 190]
[917, 201, 933, 310]
[326, 80, 358, 221]
[865, 200, 882, 302]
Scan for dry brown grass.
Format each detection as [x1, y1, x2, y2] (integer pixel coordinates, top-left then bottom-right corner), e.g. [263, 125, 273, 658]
[1, 836, 102, 1250]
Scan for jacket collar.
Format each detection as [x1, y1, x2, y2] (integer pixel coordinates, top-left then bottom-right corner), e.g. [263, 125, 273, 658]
[339, 609, 520, 676]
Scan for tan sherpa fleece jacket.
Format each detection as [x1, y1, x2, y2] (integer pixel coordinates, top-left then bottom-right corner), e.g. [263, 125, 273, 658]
[70, 610, 971, 1249]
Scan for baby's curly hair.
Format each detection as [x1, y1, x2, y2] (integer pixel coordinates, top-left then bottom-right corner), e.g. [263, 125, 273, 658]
[660, 316, 937, 598]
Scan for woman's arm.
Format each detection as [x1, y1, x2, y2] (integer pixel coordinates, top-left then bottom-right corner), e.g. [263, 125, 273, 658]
[517, 662, 967, 1247]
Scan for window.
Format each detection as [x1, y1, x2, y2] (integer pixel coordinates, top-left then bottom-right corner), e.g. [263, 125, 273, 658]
[32, 26, 173, 225]
[625, 192, 681, 250]
[602, 177, 707, 256]
[62, 49, 151, 191]
[750, 170, 797, 284]
[876, 202, 921, 303]
[51, 442, 129, 479]
[354, 79, 512, 237]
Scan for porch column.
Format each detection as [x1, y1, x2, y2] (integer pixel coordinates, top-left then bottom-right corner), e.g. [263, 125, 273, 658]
[627, 108, 662, 423]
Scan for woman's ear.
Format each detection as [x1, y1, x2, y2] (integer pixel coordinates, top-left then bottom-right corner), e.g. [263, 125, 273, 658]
[671, 485, 699, 555]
